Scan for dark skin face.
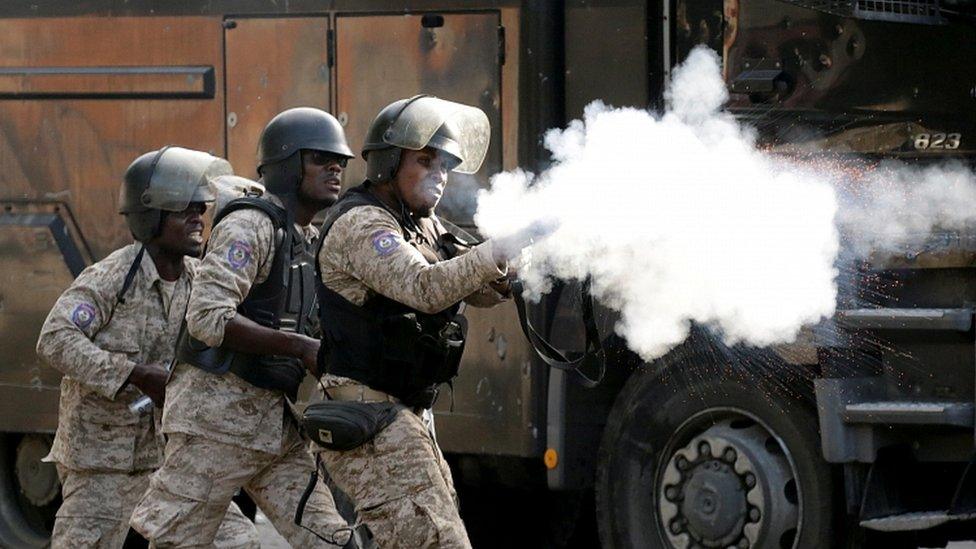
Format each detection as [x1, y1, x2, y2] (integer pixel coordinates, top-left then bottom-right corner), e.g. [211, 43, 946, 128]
[295, 149, 347, 225]
[377, 147, 458, 218]
[144, 201, 207, 281]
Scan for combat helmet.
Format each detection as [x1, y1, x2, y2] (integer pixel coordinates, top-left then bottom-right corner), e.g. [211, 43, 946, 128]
[362, 95, 490, 184]
[256, 107, 354, 196]
[119, 146, 227, 242]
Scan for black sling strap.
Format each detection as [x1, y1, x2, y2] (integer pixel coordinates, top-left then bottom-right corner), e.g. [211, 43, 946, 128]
[512, 278, 606, 388]
[294, 453, 354, 546]
[116, 245, 146, 305]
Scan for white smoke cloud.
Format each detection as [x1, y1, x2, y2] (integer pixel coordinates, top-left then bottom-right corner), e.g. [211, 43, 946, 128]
[475, 47, 840, 361]
[837, 162, 976, 256]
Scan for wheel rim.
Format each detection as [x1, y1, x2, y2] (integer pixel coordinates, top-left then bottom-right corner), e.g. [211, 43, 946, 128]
[0, 433, 55, 547]
[15, 435, 59, 507]
[658, 411, 801, 549]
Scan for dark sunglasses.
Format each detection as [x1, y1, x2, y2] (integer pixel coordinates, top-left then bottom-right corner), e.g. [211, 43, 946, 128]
[167, 202, 208, 220]
[304, 150, 349, 168]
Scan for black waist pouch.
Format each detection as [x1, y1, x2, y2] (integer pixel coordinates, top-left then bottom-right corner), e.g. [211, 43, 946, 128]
[303, 400, 399, 451]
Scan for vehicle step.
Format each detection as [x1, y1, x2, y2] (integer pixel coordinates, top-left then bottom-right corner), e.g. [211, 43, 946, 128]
[843, 401, 974, 427]
[836, 308, 972, 331]
[861, 510, 976, 532]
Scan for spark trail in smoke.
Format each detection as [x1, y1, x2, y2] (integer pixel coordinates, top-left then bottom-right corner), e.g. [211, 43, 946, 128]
[836, 162, 976, 256]
[475, 47, 840, 361]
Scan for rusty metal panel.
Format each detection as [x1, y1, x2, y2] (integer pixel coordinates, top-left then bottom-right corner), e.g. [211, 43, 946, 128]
[499, 7, 520, 172]
[432, 300, 546, 456]
[225, 17, 331, 179]
[0, 17, 224, 434]
[0, 17, 225, 260]
[335, 11, 502, 226]
[0, 66, 215, 99]
[564, 1, 649, 119]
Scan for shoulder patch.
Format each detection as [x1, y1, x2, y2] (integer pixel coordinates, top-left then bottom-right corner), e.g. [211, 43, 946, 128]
[71, 302, 96, 329]
[370, 230, 401, 257]
[227, 240, 253, 270]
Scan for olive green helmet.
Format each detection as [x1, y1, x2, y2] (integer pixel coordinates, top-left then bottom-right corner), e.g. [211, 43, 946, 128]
[119, 147, 227, 242]
[362, 95, 490, 184]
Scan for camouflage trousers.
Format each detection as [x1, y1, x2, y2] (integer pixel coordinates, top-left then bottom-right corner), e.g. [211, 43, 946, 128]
[130, 423, 351, 547]
[52, 465, 258, 549]
[318, 406, 472, 549]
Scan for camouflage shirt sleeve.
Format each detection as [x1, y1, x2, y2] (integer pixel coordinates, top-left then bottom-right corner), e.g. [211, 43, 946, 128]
[185, 209, 275, 347]
[429, 217, 510, 308]
[329, 206, 505, 314]
[35, 262, 136, 400]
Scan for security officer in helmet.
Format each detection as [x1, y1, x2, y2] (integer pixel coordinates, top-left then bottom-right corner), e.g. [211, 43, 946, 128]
[131, 109, 358, 547]
[36, 147, 258, 547]
[313, 96, 551, 547]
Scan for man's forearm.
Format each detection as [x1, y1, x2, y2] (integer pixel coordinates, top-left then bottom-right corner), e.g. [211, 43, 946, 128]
[220, 313, 306, 358]
[37, 327, 136, 399]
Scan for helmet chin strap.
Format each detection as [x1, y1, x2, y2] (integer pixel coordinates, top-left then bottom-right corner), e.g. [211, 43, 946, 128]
[280, 183, 301, 207]
[372, 177, 424, 242]
[265, 154, 305, 220]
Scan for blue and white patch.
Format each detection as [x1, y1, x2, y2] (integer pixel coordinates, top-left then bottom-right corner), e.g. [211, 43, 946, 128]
[227, 240, 253, 270]
[371, 230, 400, 257]
[71, 302, 96, 329]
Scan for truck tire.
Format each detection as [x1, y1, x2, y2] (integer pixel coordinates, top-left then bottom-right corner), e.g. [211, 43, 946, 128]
[595, 351, 836, 549]
[0, 433, 57, 547]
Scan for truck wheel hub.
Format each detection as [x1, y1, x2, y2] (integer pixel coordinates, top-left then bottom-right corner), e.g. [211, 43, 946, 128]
[680, 460, 747, 543]
[658, 415, 801, 549]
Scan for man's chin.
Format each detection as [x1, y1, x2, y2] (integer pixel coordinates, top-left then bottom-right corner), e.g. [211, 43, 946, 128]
[299, 190, 339, 210]
[185, 244, 204, 258]
[414, 197, 441, 218]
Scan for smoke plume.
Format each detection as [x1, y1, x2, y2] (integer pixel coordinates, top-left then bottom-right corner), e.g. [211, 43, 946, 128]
[474, 46, 976, 361]
[475, 47, 840, 360]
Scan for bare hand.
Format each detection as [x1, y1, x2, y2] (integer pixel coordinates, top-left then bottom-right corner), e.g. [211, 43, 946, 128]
[128, 361, 169, 407]
[295, 334, 322, 377]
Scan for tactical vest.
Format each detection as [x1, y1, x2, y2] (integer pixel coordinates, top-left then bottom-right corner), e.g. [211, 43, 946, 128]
[315, 183, 469, 408]
[177, 197, 316, 400]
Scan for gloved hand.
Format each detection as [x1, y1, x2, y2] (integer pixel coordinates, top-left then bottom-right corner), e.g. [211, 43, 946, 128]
[490, 218, 560, 265]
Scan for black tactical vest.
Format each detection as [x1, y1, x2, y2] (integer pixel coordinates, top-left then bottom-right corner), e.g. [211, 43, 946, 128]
[177, 197, 316, 400]
[315, 183, 469, 408]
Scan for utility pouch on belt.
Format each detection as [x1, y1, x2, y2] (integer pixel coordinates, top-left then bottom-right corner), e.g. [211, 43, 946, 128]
[303, 401, 399, 451]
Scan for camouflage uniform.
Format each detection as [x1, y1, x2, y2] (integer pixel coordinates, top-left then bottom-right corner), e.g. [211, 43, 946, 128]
[316, 205, 507, 549]
[36, 243, 258, 549]
[130, 198, 351, 547]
